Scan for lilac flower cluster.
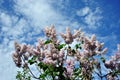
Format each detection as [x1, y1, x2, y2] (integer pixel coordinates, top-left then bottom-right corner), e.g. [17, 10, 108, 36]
[105, 44, 120, 70]
[60, 27, 80, 44]
[104, 44, 120, 80]
[12, 25, 120, 80]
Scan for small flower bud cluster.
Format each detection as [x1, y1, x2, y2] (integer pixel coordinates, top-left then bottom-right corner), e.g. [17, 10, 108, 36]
[64, 59, 74, 78]
[79, 58, 95, 79]
[73, 34, 107, 62]
[44, 25, 59, 43]
[60, 27, 81, 44]
[104, 44, 120, 71]
[12, 40, 46, 67]
[79, 34, 107, 59]
[43, 43, 65, 66]
[12, 52, 22, 67]
[12, 42, 28, 67]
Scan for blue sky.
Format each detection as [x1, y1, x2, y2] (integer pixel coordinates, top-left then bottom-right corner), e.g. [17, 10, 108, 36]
[0, 0, 120, 80]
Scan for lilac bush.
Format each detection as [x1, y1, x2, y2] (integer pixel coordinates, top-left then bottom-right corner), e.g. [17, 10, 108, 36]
[12, 25, 120, 80]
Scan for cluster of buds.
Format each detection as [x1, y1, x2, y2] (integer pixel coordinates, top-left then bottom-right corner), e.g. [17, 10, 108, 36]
[12, 42, 30, 67]
[42, 43, 65, 66]
[12, 41, 65, 68]
[44, 25, 56, 38]
[64, 59, 74, 78]
[44, 25, 60, 44]
[78, 57, 97, 80]
[104, 44, 120, 71]
[83, 35, 107, 55]
[60, 27, 81, 44]
[78, 34, 107, 59]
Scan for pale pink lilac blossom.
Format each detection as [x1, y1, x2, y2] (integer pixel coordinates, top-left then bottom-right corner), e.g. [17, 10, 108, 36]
[12, 26, 116, 80]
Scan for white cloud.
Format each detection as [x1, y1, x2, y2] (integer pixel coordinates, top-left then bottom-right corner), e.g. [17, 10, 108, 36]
[77, 7, 102, 29]
[0, 50, 17, 80]
[0, 12, 13, 26]
[76, 7, 90, 16]
[85, 8, 102, 28]
[0, 38, 17, 80]
[0, 11, 30, 80]
[14, 0, 66, 29]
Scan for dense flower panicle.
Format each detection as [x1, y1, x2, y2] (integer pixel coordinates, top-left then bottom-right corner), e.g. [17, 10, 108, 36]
[104, 60, 115, 69]
[20, 44, 27, 54]
[75, 34, 107, 60]
[44, 25, 57, 43]
[64, 59, 74, 77]
[43, 57, 54, 65]
[90, 34, 96, 43]
[12, 52, 22, 67]
[14, 41, 21, 54]
[59, 49, 64, 58]
[72, 29, 81, 38]
[60, 27, 81, 44]
[13, 42, 22, 67]
[26, 45, 34, 56]
[42, 44, 65, 66]
[60, 27, 73, 44]
[96, 41, 104, 50]
[32, 49, 40, 55]
[86, 35, 107, 55]
[38, 39, 45, 48]
[104, 44, 120, 71]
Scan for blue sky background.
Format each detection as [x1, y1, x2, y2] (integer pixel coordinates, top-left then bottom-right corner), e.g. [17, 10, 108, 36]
[0, 0, 120, 80]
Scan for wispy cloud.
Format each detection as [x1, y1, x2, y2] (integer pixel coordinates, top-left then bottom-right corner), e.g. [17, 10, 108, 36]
[77, 7, 102, 29]
[76, 6, 90, 16]
[14, 0, 67, 31]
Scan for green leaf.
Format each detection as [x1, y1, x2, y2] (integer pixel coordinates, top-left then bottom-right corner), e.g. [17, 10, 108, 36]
[28, 56, 37, 65]
[75, 44, 79, 49]
[42, 64, 48, 71]
[48, 64, 54, 72]
[44, 39, 52, 44]
[75, 43, 82, 49]
[28, 59, 36, 65]
[38, 62, 43, 67]
[39, 73, 46, 79]
[44, 68, 50, 74]
[38, 62, 48, 71]
[16, 71, 22, 79]
[57, 44, 66, 51]
[27, 76, 31, 80]
[53, 72, 60, 76]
